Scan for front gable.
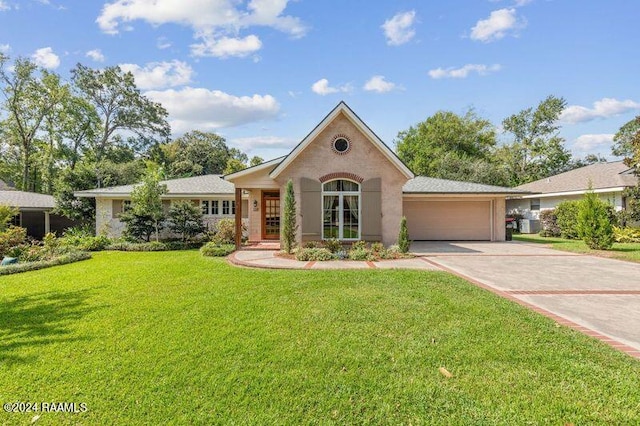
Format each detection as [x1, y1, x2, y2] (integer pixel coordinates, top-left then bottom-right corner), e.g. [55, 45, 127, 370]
[270, 102, 414, 180]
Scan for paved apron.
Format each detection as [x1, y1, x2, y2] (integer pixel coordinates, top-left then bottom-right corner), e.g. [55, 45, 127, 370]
[412, 241, 640, 358]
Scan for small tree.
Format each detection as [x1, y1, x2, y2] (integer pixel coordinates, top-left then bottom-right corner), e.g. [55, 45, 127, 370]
[398, 216, 410, 253]
[282, 179, 297, 254]
[168, 200, 205, 242]
[577, 190, 614, 250]
[128, 165, 167, 241]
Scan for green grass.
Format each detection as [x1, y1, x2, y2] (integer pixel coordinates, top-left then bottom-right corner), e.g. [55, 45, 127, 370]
[1, 251, 639, 424]
[514, 233, 640, 262]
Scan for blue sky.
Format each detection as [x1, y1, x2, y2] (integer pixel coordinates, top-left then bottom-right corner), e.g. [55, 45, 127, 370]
[1, 0, 639, 162]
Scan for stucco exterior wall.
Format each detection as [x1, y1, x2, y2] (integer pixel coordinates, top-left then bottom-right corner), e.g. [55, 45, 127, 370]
[274, 112, 409, 246]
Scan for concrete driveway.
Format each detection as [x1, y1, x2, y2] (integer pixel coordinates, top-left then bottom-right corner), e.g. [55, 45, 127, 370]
[411, 241, 640, 358]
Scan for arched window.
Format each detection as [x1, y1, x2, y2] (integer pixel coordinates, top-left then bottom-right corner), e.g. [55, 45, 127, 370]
[322, 179, 360, 240]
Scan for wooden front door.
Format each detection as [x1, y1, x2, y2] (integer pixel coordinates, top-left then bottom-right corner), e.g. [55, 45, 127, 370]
[262, 191, 280, 240]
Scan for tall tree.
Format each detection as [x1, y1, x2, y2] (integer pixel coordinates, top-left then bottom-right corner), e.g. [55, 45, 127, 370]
[395, 109, 504, 184]
[500, 95, 572, 186]
[159, 131, 234, 177]
[0, 55, 64, 191]
[71, 64, 170, 184]
[250, 156, 264, 167]
[612, 116, 640, 162]
[615, 116, 640, 221]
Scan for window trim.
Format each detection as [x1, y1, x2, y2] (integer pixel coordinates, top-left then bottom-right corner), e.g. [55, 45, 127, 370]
[321, 179, 361, 240]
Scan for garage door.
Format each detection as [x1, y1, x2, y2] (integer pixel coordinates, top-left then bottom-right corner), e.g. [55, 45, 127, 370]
[403, 200, 491, 240]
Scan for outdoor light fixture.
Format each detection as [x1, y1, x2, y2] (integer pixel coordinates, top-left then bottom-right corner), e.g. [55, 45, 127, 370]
[253, 200, 258, 209]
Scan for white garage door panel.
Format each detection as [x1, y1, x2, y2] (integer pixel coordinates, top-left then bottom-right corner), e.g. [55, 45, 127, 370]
[404, 200, 491, 240]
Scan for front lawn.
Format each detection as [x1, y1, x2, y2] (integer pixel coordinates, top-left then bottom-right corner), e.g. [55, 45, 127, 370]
[1, 251, 639, 424]
[514, 233, 640, 263]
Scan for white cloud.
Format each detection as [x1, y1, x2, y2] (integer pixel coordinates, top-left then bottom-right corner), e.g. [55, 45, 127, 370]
[573, 134, 615, 152]
[363, 75, 397, 93]
[561, 98, 640, 124]
[96, 0, 306, 57]
[191, 34, 262, 58]
[144, 87, 280, 133]
[311, 78, 352, 96]
[120, 60, 193, 90]
[428, 63, 501, 79]
[157, 36, 171, 49]
[0, 44, 10, 53]
[0, 1, 9, 11]
[382, 11, 416, 46]
[86, 49, 105, 62]
[230, 136, 295, 152]
[470, 8, 525, 42]
[32, 47, 60, 69]
[514, 0, 533, 6]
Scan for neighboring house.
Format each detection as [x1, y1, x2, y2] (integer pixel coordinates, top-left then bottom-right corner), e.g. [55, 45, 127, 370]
[0, 189, 77, 239]
[506, 161, 637, 232]
[77, 102, 527, 244]
[75, 174, 249, 237]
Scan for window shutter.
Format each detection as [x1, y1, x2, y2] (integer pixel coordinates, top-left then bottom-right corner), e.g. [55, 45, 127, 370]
[112, 200, 123, 218]
[361, 178, 382, 241]
[301, 178, 321, 239]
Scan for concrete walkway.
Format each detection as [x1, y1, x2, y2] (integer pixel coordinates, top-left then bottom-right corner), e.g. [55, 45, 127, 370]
[228, 241, 640, 359]
[229, 250, 440, 270]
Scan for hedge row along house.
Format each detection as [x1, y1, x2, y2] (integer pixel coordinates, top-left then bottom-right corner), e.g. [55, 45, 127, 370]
[77, 102, 528, 246]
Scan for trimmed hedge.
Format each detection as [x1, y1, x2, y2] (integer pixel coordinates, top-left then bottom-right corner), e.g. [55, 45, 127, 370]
[0, 251, 91, 276]
[200, 243, 235, 257]
[106, 241, 169, 251]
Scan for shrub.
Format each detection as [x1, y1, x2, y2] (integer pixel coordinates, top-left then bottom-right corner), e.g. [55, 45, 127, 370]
[167, 200, 205, 242]
[106, 241, 168, 251]
[120, 211, 159, 242]
[613, 226, 640, 243]
[398, 216, 410, 253]
[0, 226, 27, 258]
[370, 242, 384, 254]
[164, 241, 204, 250]
[61, 234, 112, 251]
[200, 242, 235, 257]
[351, 240, 368, 250]
[209, 218, 245, 245]
[577, 191, 614, 250]
[0, 204, 19, 232]
[0, 251, 91, 276]
[555, 201, 581, 239]
[323, 238, 342, 253]
[348, 248, 373, 261]
[295, 247, 334, 261]
[303, 241, 321, 249]
[539, 209, 560, 237]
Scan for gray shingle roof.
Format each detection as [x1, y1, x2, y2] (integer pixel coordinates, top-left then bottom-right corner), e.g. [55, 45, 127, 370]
[515, 161, 637, 194]
[0, 190, 55, 209]
[75, 174, 235, 197]
[403, 177, 529, 194]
